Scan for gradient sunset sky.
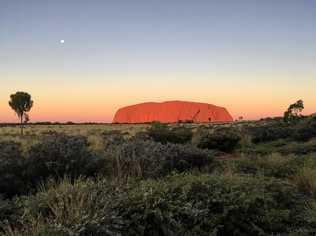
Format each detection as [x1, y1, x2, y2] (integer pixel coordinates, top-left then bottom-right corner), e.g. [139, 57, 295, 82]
[1, 0, 316, 122]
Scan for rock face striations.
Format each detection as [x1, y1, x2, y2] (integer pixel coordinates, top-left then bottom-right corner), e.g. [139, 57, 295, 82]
[113, 101, 233, 124]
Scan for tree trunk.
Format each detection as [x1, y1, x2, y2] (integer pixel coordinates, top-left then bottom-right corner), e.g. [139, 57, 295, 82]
[20, 115, 23, 135]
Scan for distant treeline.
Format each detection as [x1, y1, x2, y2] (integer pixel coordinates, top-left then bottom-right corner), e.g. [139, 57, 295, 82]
[0, 122, 112, 127]
[0, 121, 236, 127]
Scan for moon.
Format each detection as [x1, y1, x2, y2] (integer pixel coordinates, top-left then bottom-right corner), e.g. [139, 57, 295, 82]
[60, 40, 65, 44]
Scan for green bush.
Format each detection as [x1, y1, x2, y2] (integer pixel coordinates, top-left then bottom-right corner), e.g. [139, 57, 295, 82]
[0, 198, 23, 234]
[7, 174, 310, 235]
[249, 124, 292, 144]
[102, 130, 128, 149]
[305, 201, 316, 232]
[292, 118, 316, 142]
[242, 139, 316, 156]
[25, 134, 105, 185]
[193, 127, 241, 153]
[249, 117, 316, 144]
[278, 141, 316, 155]
[0, 142, 26, 198]
[105, 140, 213, 180]
[113, 174, 312, 235]
[3, 178, 119, 236]
[293, 167, 316, 197]
[147, 122, 193, 144]
[230, 153, 303, 179]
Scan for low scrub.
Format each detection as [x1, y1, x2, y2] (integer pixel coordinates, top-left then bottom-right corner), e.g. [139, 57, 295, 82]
[292, 117, 316, 142]
[249, 117, 316, 144]
[147, 122, 193, 144]
[1, 178, 118, 235]
[230, 153, 303, 179]
[293, 167, 316, 198]
[105, 140, 214, 180]
[278, 140, 316, 155]
[0, 141, 26, 197]
[192, 127, 241, 153]
[0, 198, 23, 233]
[242, 139, 316, 156]
[0, 135, 109, 199]
[26, 134, 106, 185]
[102, 130, 128, 149]
[249, 124, 292, 144]
[2, 174, 311, 235]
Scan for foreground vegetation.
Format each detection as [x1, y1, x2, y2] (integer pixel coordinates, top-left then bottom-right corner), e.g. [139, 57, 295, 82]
[1, 115, 316, 235]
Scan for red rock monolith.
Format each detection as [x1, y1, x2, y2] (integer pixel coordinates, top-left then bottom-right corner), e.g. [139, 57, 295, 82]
[113, 101, 233, 123]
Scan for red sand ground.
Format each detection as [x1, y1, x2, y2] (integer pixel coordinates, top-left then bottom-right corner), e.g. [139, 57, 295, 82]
[113, 101, 233, 123]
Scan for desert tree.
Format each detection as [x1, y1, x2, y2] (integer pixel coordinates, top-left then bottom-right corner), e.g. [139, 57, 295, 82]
[9, 91, 33, 135]
[284, 99, 304, 123]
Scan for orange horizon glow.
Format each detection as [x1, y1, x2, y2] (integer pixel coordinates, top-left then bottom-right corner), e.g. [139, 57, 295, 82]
[1, 72, 316, 123]
[1, 95, 315, 123]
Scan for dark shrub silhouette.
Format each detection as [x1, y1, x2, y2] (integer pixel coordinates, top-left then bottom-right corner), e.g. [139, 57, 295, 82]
[106, 140, 213, 180]
[26, 134, 105, 185]
[250, 125, 292, 144]
[292, 118, 316, 142]
[102, 130, 127, 149]
[0, 142, 26, 198]
[193, 127, 241, 153]
[11, 174, 309, 235]
[147, 122, 193, 144]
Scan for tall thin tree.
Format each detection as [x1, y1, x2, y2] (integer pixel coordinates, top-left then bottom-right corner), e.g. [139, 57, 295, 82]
[9, 91, 33, 135]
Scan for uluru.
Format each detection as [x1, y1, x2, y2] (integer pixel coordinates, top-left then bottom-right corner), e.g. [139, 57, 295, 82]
[113, 101, 234, 124]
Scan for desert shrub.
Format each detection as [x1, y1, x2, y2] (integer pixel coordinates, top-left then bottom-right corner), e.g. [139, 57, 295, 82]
[241, 139, 288, 156]
[230, 154, 303, 179]
[40, 130, 60, 136]
[6, 174, 310, 236]
[292, 118, 316, 142]
[170, 126, 193, 144]
[293, 126, 316, 142]
[243, 139, 316, 156]
[193, 127, 241, 153]
[146, 122, 169, 143]
[278, 140, 316, 155]
[0, 141, 26, 198]
[106, 140, 213, 180]
[191, 126, 209, 146]
[102, 130, 127, 149]
[25, 134, 105, 186]
[249, 124, 292, 144]
[249, 117, 316, 144]
[109, 174, 312, 235]
[4, 178, 120, 236]
[293, 168, 316, 197]
[131, 131, 152, 141]
[305, 201, 316, 233]
[0, 198, 23, 234]
[147, 122, 193, 144]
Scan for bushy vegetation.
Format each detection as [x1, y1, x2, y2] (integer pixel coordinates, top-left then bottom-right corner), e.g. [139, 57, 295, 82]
[192, 126, 241, 153]
[1, 116, 316, 235]
[293, 167, 316, 197]
[105, 139, 213, 180]
[1, 174, 312, 235]
[0, 134, 106, 198]
[26, 134, 106, 183]
[0, 141, 26, 198]
[248, 117, 316, 144]
[146, 122, 193, 144]
[228, 153, 304, 178]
